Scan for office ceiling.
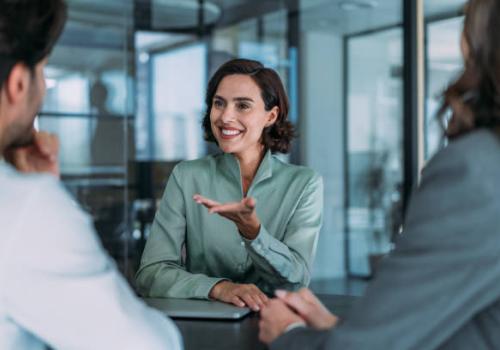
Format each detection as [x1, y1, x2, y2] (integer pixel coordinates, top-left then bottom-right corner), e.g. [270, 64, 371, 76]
[52, 0, 467, 72]
[64, 0, 467, 32]
[300, 0, 466, 35]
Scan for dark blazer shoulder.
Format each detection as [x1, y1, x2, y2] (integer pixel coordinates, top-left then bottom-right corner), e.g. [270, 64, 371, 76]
[405, 128, 500, 233]
[420, 129, 500, 191]
[424, 129, 500, 173]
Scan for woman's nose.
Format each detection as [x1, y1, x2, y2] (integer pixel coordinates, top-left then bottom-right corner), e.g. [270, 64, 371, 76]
[220, 107, 235, 123]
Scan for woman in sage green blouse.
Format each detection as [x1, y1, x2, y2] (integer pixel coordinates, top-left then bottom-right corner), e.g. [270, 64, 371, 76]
[136, 58, 323, 312]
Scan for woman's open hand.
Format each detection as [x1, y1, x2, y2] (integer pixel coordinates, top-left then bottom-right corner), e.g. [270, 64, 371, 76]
[193, 194, 261, 239]
[209, 281, 268, 311]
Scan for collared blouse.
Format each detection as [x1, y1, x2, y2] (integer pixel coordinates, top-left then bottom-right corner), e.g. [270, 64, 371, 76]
[136, 150, 323, 299]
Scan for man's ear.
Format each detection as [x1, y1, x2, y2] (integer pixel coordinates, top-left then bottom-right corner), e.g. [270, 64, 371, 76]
[265, 106, 279, 127]
[4, 63, 30, 105]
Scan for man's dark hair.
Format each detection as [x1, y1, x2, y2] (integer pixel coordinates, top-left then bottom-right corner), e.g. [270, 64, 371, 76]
[202, 58, 295, 154]
[0, 0, 67, 87]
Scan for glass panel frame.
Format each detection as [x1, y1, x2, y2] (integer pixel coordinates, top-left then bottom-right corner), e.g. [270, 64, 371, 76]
[344, 27, 404, 277]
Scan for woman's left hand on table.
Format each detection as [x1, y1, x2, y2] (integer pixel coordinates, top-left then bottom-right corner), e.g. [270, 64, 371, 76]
[193, 194, 261, 240]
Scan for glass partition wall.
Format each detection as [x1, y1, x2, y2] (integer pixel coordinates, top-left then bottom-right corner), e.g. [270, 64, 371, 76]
[41, 0, 295, 284]
[342, 0, 466, 278]
[39, 0, 407, 284]
[345, 28, 404, 276]
[424, 12, 465, 160]
[297, 0, 406, 279]
[36, 0, 467, 286]
[40, 0, 135, 278]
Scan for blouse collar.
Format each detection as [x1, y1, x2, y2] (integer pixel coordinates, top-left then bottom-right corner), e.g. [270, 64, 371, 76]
[221, 149, 273, 189]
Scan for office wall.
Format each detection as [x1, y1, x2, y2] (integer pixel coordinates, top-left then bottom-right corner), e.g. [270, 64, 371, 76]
[300, 31, 345, 279]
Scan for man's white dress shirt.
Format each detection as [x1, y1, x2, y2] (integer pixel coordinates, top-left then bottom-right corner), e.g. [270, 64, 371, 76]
[0, 162, 182, 349]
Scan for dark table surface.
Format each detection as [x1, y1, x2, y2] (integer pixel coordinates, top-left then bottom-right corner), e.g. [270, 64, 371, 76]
[173, 294, 358, 350]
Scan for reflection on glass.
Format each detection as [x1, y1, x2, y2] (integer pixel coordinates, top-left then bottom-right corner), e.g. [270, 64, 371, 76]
[38, 116, 92, 172]
[39, 1, 133, 279]
[43, 69, 90, 113]
[135, 32, 206, 161]
[152, 43, 207, 160]
[425, 16, 464, 159]
[346, 28, 403, 276]
[42, 66, 133, 171]
[211, 10, 288, 87]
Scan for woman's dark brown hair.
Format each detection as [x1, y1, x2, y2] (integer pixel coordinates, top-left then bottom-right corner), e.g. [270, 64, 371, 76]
[202, 58, 295, 153]
[439, 0, 500, 138]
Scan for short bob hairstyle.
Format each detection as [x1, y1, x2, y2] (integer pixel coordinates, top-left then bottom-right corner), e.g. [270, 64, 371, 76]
[202, 58, 295, 154]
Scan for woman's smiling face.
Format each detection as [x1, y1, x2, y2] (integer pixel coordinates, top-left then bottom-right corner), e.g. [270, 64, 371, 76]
[210, 74, 278, 157]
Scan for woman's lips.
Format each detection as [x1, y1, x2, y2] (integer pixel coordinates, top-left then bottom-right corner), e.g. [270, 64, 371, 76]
[219, 127, 243, 139]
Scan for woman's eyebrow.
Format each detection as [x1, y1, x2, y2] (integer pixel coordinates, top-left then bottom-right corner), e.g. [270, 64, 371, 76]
[213, 95, 226, 102]
[233, 97, 254, 103]
[213, 95, 254, 103]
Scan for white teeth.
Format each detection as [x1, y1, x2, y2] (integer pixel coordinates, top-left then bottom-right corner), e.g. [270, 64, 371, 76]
[221, 129, 241, 136]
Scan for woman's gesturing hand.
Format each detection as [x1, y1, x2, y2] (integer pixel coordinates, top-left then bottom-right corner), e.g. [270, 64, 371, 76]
[193, 194, 261, 239]
[209, 281, 269, 311]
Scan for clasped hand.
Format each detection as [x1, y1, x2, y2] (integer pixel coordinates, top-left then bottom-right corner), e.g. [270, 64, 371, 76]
[259, 288, 339, 344]
[193, 194, 261, 239]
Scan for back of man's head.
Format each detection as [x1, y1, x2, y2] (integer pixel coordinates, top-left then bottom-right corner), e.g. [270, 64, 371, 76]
[0, 0, 67, 89]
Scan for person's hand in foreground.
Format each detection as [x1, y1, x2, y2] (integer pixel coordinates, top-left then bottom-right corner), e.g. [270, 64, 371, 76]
[275, 288, 339, 330]
[193, 194, 260, 239]
[259, 288, 339, 344]
[4, 130, 60, 177]
[259, 297, 306, 344]
[209, 280, 268, 312]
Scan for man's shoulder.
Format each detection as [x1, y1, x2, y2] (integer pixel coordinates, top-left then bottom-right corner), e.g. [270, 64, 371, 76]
[0, 167, 72, 210]
[0, 166, 96, 251]
[0, 167, 106, 276]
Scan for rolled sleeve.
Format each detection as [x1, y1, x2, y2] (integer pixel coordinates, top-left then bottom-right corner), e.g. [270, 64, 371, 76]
[244, 174, 323, 289]
[136, 165, 231, 300]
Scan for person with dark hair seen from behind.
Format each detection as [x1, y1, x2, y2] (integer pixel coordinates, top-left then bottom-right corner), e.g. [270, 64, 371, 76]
[259, 1, 500, 349]
[136, 59, 323, 311]
[0, 1, 181, 349]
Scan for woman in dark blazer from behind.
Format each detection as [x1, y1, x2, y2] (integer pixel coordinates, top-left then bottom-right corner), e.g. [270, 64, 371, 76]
[259, 0, 500, 349]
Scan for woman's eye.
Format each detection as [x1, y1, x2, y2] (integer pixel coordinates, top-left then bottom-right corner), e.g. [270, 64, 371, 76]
[237, 103, 249, 110]
[213, 100, 223, 108]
